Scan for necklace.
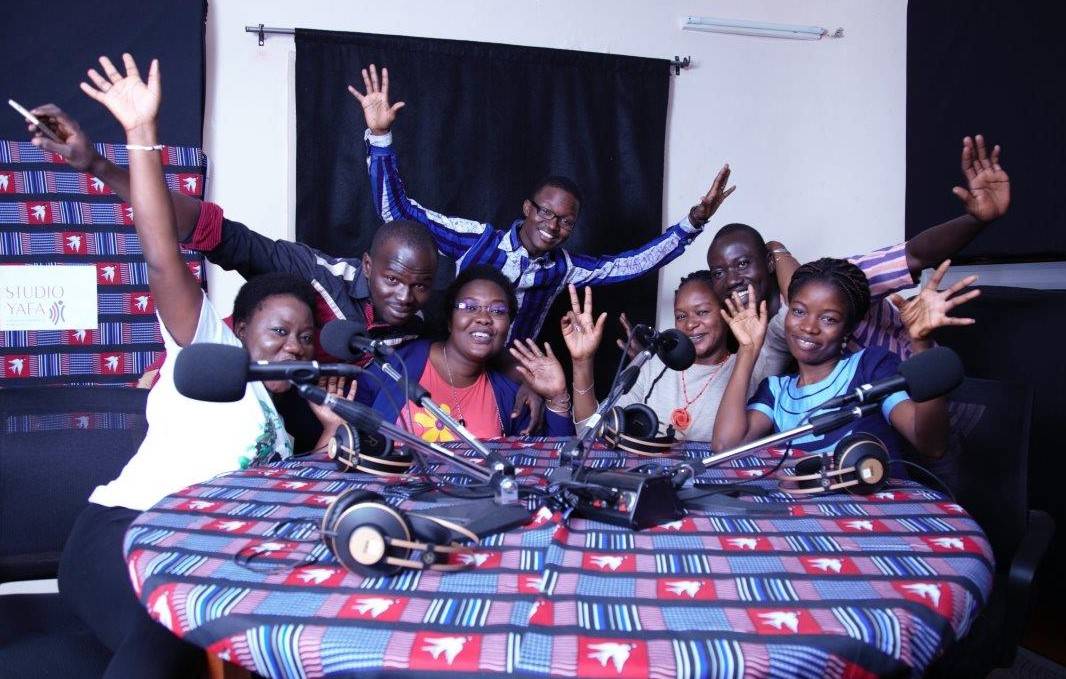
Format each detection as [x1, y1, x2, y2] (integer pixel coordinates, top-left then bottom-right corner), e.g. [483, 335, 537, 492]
[441, 344, 468, 426]
[670, 355, 730, 431]
[440, 344, 506, 434]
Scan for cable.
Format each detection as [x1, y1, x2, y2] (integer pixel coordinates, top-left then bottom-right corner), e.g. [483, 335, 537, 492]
[612, 332, 636, 387]
[642, 365, 669, 406]
[896, 459, 955, 501]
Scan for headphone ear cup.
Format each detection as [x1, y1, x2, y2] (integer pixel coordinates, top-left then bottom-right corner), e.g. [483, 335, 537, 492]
[791, 455, 826, 491]
[834, 433, 889, 495]
[622, 403, 659, 438]
[599, 406, 625, 445]
[360, 430, 393, 458]
[328, 423, 358, 471]
[321, 488, 379, 549]
[329, 493, 413, 577]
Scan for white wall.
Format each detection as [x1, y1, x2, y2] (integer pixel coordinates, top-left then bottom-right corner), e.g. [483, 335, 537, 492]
[201, 0, 908, 325]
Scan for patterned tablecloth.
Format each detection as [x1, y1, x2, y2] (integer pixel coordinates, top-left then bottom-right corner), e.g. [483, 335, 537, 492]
[124, 439, 993, 678]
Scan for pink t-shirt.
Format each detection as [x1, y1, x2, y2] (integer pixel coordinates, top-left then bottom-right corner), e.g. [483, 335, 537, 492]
[402, 360, 503, 442]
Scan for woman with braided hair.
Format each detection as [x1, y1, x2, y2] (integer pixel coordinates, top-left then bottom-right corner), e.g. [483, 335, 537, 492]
[712, 257, 978, 464]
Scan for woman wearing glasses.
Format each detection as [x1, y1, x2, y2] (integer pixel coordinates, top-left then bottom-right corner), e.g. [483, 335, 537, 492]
[362, 265, 575, 440]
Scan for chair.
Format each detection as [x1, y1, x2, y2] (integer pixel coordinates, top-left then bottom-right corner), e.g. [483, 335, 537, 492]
[0, 386, 148, 678]
[927, 378, 1055, 677]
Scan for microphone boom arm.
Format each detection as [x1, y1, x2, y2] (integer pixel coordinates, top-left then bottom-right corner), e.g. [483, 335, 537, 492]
[296, 384, 496, 484]
[376, 359, 519, 504]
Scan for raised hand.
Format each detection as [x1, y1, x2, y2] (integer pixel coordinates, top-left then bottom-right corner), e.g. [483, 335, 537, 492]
[307, 376, 359, 432]
[27, 105, 98, 171]
[561, 284, 607, 362]
[347, 64, 405, 135]
[688, 164, 736, 226]
[953, 135, 1010, 223]
[79, 54, 161, 133]
[509, 339, 567, 402]
[720, 284, 768, 349]
[614, 312, 643, 359]
[890, 260, 980, 341]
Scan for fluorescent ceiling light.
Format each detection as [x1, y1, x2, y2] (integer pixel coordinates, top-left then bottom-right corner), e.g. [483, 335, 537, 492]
[683, 16, 843, 40]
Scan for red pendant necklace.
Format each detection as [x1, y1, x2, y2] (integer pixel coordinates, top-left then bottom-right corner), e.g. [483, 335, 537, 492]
[670, 356, 729, 431]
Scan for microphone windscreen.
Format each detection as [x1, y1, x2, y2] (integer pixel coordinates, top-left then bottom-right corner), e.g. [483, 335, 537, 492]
[898, 346, 964, 402]
[631, 324, 656, 349]
[174, 343, 250, 402]
[320, 319, 367, 361]
[658, 328, 696, 371]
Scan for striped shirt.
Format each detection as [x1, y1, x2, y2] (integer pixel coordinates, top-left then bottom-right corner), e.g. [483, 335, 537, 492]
[748, 346, 908, 460]
[366, 131, 704, 342]
[848, 242, 917, 359]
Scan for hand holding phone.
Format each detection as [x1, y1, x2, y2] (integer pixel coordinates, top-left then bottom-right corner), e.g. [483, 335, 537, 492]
[8, 99, 63, 143]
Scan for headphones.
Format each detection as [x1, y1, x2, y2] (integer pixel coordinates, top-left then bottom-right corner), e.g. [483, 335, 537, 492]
[779, 432, 890, 496]
[321, 488, 479, 576]
[327, 423, 413, 477]
[599, 403, 677, 457]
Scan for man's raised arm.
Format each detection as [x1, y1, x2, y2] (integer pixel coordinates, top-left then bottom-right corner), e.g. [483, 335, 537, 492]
[350, 65, 488, 259]
[28, 103, 203, 241]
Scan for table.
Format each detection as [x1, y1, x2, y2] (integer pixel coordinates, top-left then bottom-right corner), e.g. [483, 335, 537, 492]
[124, 439, 993, 678]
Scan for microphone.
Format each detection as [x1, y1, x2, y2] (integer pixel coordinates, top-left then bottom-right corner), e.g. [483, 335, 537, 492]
[320, 319, 394, 360]
[630, 325, 696, 371]
[174, 343, 362, 403]
[322, 320, 517, 502]
[817, 346, 964, 411]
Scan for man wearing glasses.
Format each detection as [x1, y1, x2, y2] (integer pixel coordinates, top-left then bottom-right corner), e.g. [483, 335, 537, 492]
[352, 65, 735, 345]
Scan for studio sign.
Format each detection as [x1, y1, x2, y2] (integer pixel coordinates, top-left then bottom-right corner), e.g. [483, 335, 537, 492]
[0, 266, 98, 331]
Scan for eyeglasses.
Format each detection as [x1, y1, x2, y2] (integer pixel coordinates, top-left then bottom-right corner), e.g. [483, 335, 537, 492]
[528, 198, 578, 231]
[453, 299, 510, 317]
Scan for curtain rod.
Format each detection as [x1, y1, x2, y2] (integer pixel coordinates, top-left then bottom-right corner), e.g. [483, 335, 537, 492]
[243, 24, 691, 74]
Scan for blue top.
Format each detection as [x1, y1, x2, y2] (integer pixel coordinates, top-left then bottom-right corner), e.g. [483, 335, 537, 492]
[359, 340, 575, 437]
[365, 132, 703, 343]
[747, 347, 909, 460]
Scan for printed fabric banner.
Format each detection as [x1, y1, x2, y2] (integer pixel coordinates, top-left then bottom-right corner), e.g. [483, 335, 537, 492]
[0, 142, 207, 385]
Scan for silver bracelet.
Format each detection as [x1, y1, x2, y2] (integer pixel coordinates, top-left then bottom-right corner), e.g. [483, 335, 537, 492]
[574, 382, 595, 396]
[125, 144, 164, 151]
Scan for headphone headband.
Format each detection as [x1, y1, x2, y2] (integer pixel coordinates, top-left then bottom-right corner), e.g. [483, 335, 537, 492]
[600, 404, 678, 457]
[779, 433, 890, 496]
[321, 488, 479, 576]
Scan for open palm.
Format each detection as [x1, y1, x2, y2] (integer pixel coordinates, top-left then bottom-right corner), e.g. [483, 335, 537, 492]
[348, 64, 405, 135]
[954, 135, 1010, 223]
[890, 260, 980, 340]
[80, 54, 160, 132]
[721, 284, 767, 348]
[510, 339, 567, 400]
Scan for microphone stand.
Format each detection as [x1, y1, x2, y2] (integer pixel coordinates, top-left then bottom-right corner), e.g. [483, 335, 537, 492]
[295, 384, 496, 485]
[361, 353, 519, 504]
[671, 401, 883, 487]
[556, 346, 656, 482]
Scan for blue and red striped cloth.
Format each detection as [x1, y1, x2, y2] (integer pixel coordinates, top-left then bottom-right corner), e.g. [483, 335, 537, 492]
[0, 140, 206, 385]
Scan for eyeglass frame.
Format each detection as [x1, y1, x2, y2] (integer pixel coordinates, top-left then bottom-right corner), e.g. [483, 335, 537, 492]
[527, 197, 578, 231]
[452, 299, 511, 317]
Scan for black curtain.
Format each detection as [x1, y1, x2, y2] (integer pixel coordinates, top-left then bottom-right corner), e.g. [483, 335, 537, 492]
[0, 0, 207, 146]
[906, 0, 1066, 263]
[295, 30, 671, 391]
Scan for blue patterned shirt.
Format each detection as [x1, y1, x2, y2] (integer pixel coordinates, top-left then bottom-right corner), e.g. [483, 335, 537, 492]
[366, 131, 704, 342]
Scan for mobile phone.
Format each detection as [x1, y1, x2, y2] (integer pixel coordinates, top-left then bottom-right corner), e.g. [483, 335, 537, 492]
[8, 99, 63, 143]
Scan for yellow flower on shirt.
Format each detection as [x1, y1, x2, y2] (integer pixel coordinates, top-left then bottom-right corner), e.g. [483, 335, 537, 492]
[413, 404, 457, 443]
